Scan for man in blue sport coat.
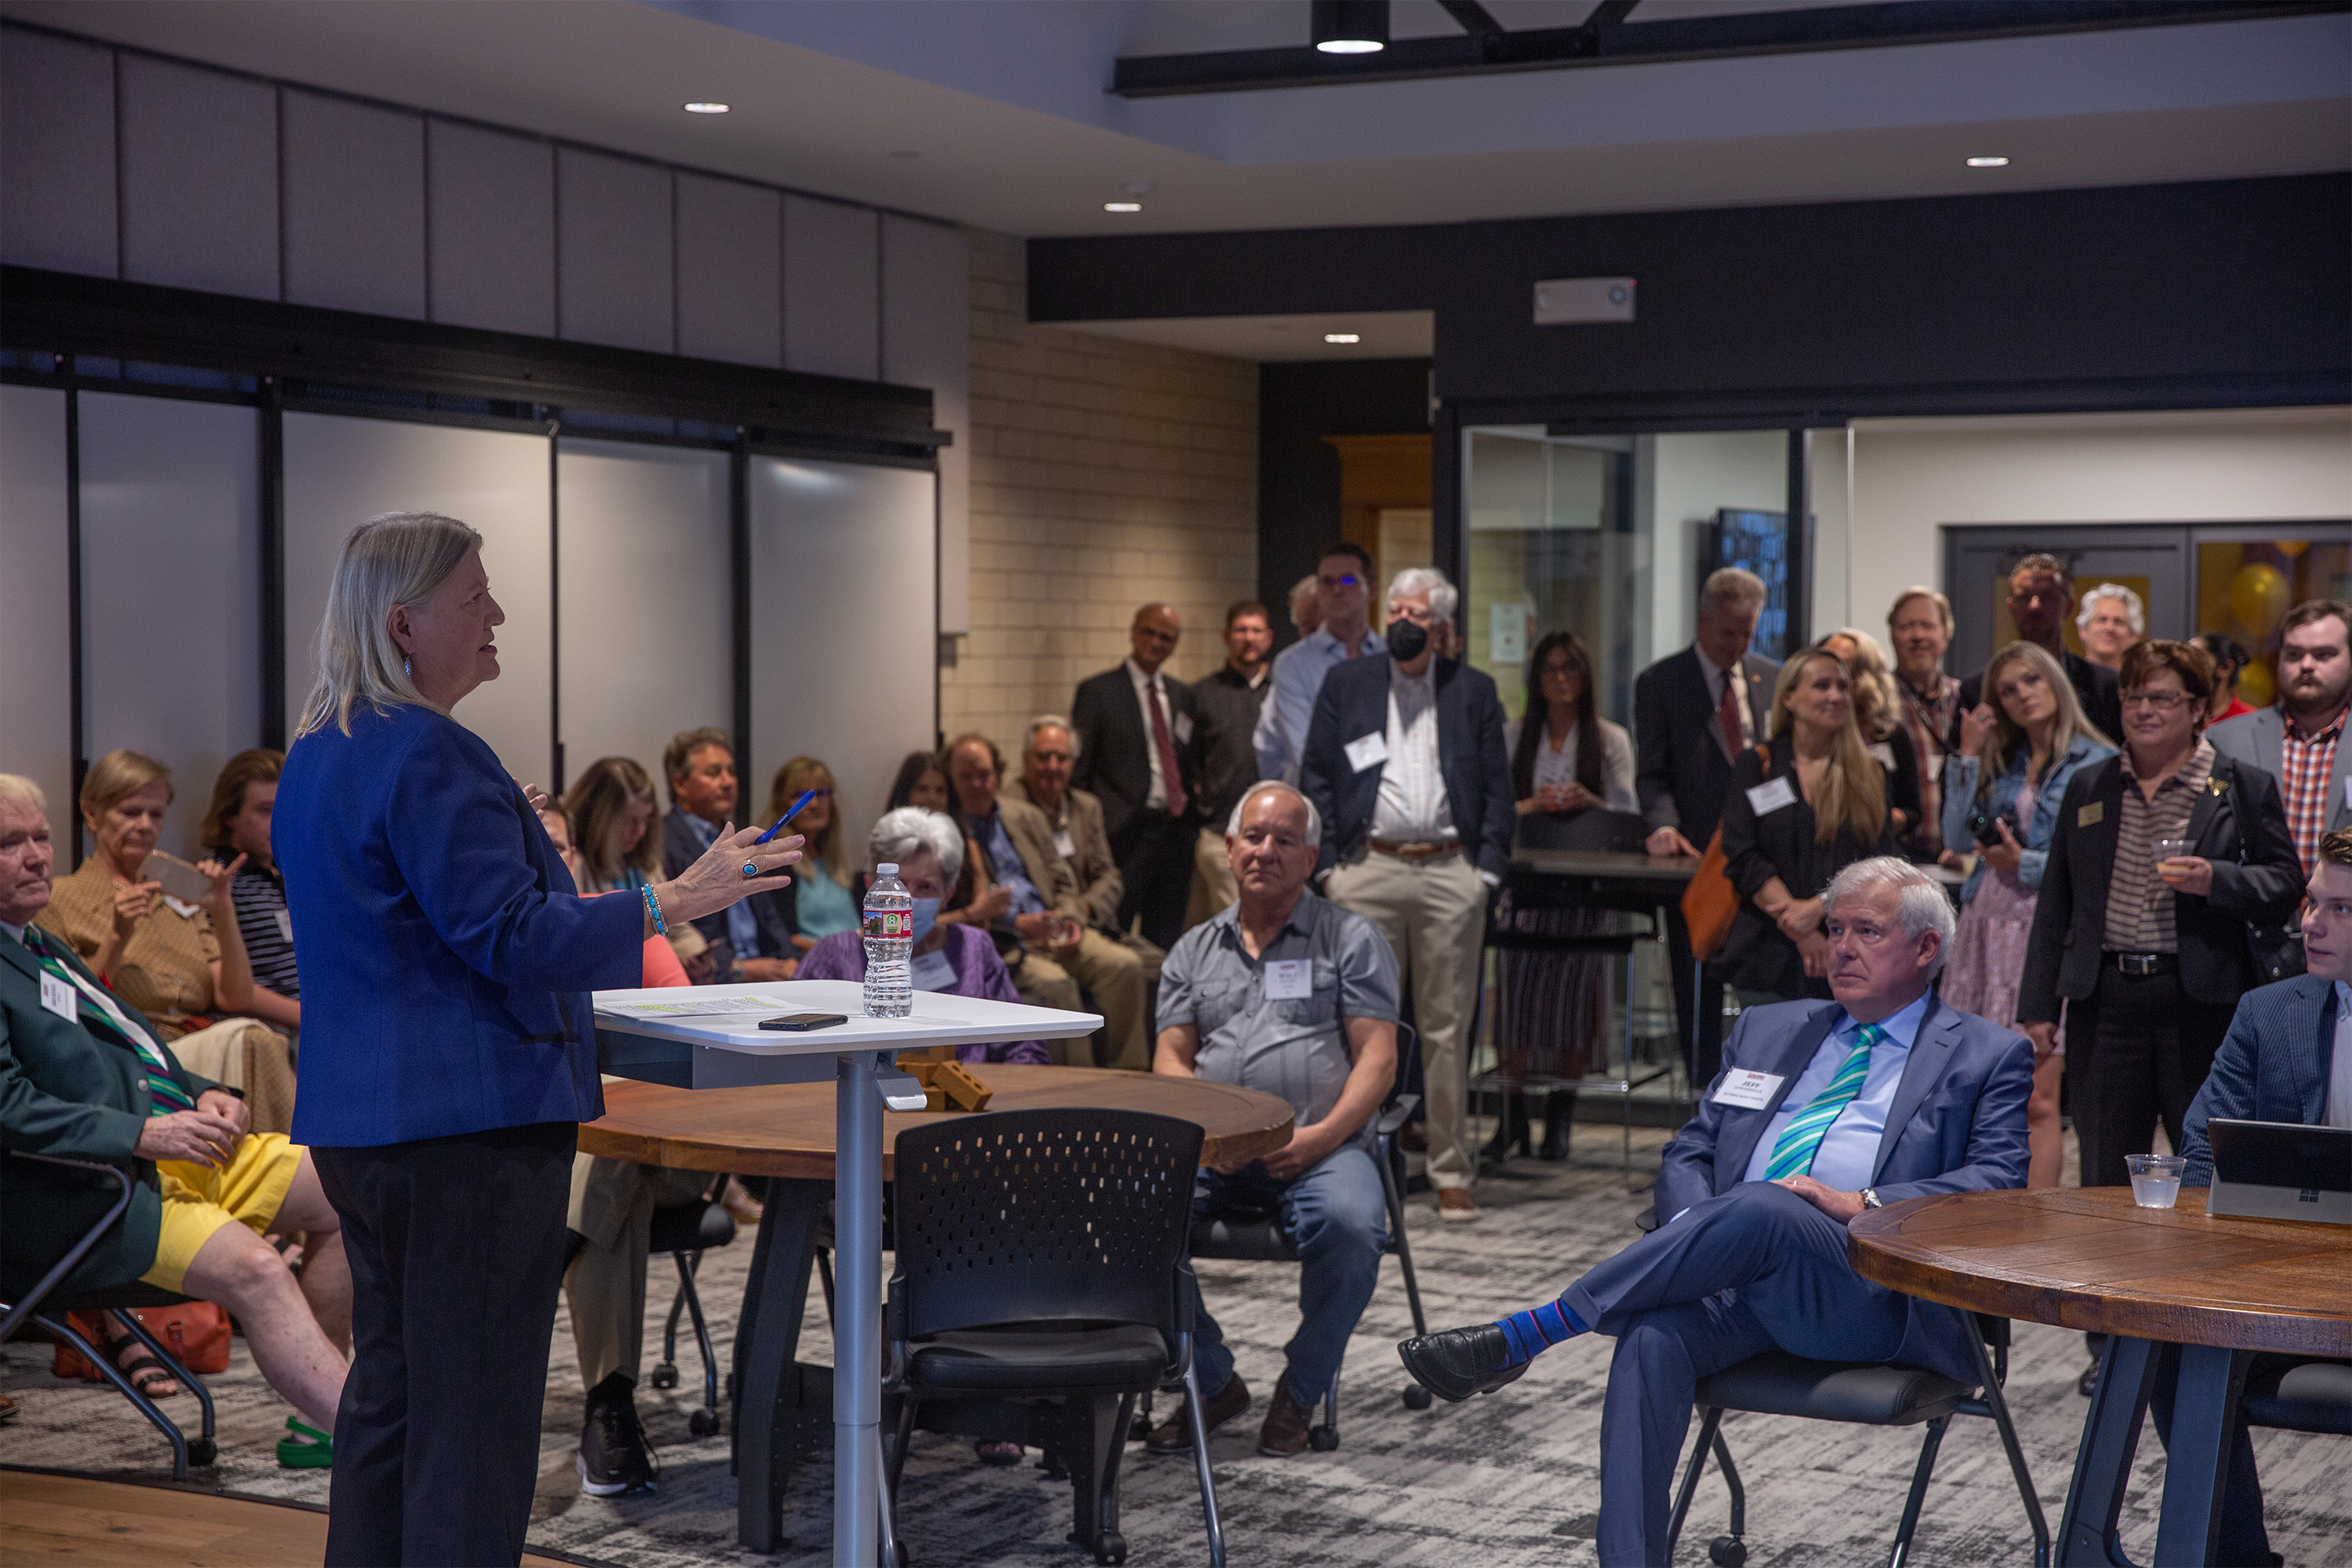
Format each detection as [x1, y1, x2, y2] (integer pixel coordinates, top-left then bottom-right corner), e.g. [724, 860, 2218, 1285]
[1400, 856, 2032, 1564]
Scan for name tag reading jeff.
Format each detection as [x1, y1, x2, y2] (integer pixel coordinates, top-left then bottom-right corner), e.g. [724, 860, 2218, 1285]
[1710, 1069, 1785, 1110]
[1343, 732, 1389, 773]
[40, 971, 78, 1022]
[1263, 959, 1313, 1000]
[1745, 777, 1797, 815]
[2078, 801, 2104, 828]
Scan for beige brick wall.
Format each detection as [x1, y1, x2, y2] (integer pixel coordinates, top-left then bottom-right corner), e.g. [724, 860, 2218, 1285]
[942, 229, 1258, 756]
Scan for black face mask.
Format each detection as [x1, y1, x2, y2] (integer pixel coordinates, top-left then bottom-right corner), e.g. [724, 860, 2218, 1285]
[1385, 618, 1429, 662]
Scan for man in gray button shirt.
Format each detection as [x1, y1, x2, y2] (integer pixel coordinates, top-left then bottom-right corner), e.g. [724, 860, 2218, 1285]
[1149, 781, 1400, 1459]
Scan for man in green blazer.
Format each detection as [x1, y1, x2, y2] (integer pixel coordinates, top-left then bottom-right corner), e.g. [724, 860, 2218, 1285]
[1, 775, 347, 1459]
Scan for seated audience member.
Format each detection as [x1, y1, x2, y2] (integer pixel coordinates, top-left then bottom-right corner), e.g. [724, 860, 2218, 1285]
[887, 750, 954, 814]
[564, 756, 661, 894]
[1003, 717, 1129, 945]
[1940, 642, 2115, 1187]
[1, 774, 350, 1465]
[1824, 628, 1925, 843]
[1151, 782, 1399, 1458]
[1717, 648, 1900, 1005]
[2077, 582, 2145, 675]
[889, 751, 994, 928]
[769, 758, 860, 944]
[660, 729, 796, 984]
[1399, 857, 2031, 1564]
[2156, 826, 2352, 1566]
[200, 748, 301, 1039]
[539, 805, 691, 989]
[798, 808, 1052, 1066]
[2192, 632, 2256, 726]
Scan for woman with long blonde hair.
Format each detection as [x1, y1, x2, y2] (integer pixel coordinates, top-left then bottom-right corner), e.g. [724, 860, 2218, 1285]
[767, 757, 860, 942]
[1824, 626, 1925, 847]
[561, 757, 662, 895]
[1716, 646, 1899, 1001]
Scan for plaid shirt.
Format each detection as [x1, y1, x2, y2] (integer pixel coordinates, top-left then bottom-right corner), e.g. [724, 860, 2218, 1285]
[2280, 704, 2348, 876]
[1896, 672, 1959, 855]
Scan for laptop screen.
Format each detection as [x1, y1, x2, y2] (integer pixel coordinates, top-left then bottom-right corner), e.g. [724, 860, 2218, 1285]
[2211, 1120, 2352, 1193]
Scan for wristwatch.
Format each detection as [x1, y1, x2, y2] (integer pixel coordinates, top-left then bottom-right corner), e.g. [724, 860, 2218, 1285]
[1860, 1188, 1884, 1210]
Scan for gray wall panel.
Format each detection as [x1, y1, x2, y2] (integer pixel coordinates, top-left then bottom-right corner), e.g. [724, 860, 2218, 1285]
[783, 195, 879, 382]
[427, 119, 556, 337]
[882, 216, 970, 634]
[117, 55, 278, 300]
[557, 148, 673, 354]
[283, 91, 425, 318]
[0, 29, 117, 276]
[676, 173, 782, 368]
[0, 385, 75, 823]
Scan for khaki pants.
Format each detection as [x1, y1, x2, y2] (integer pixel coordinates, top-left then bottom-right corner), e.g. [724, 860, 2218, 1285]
[1186, 827, 1237, 931]
[1011, 930, 1150, 1071]
[1325, 851, 1486, 1192]
[564, 1153, 711, 1392]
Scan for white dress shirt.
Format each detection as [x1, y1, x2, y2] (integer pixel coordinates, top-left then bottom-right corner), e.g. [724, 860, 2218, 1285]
[1370, 659, 1456, 842]
[1254, 624, 1384, 785]
[1695, 645, 1757, 750]
[1740, 990, 1934, 1192]
[1125, 657, 1178, 812]
[2331, 982, 2352, 1129]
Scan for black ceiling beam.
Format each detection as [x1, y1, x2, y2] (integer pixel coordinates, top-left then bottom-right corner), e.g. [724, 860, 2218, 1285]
[1584, 0, 1642, 27]
[1111, 0, 2345, 96]
[1436, 0, 1507, 34]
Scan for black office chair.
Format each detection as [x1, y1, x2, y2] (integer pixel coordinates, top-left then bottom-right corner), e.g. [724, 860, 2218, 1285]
[2242, 1354, 2352, 1437]
[645, 1194, 737, 1438]
[883, 1109, 1223, 1568]
[1183, 1020, 1437, 1443]
[0, 1151, 218, 1479]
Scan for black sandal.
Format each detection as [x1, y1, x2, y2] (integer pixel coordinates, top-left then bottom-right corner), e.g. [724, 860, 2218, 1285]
[98, 1316, 182, 1400]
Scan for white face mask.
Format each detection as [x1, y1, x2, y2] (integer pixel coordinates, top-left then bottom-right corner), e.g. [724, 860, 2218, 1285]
[908, 897, 942, 942]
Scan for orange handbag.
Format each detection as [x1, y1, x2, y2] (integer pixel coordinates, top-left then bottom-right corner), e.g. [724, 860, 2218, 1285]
[1679, 745, 1771, 962]
[53, 1302, 234, 1380]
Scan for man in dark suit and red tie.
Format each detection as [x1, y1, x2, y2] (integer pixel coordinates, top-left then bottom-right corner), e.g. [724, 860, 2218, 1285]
[1071, 602, 1202, 951]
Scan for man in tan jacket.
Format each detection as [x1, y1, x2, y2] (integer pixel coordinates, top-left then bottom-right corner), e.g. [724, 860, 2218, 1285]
[944, 732, 1149, 1070]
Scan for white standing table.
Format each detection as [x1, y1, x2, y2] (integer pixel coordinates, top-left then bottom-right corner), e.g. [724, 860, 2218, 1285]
[591, 980, 1102, 1566]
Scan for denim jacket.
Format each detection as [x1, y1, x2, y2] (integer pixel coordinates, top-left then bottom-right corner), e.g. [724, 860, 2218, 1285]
[1941, 733, 2117, 904]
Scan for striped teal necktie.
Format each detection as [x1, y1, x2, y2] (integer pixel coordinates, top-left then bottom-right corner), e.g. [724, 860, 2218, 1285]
[21, 926, 195, 1116]
[1762, 1024, 1885, 1181]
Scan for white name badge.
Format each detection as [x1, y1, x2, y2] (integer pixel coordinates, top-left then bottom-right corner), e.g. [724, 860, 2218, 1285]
[1173, 712, 1194, 746]
[2345, 775, 2352, 812]
[274, 909, 294, 945]
[1343, 732, 1390, 773]
[1263, 959, 1313, 1000]
[1746, 777, 1797, 816]
[162, 894, 201, 920]
[1709, 1069, 1785, 1110]
[40, 971, 78, 1022]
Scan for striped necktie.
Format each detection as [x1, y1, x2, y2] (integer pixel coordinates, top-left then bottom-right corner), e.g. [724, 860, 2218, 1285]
[21, 926, 194, 1116]
[1762, 1024, 1885, 1181]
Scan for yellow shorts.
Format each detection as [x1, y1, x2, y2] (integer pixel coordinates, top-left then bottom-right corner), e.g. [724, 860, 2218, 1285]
[138, 1132, 304, 1294]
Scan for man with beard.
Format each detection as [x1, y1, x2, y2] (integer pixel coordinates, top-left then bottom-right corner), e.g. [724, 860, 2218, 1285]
[2209, 598, 2352, 878]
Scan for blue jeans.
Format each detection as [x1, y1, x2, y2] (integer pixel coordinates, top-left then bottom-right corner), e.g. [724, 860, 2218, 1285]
[1186, 1143, 1390, 1407]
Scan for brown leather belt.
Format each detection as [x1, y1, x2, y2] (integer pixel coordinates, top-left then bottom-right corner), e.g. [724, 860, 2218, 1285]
[1369, 836, 1461, 862]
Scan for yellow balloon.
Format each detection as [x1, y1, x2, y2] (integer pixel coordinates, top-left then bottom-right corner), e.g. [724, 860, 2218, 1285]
[2228, 563, 2290, 638]
[2238, 658, 2274, 709]
[2274, 541, 2309, 559]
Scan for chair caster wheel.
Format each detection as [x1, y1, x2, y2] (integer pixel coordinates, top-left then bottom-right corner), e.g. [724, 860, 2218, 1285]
[187, 1438, 218, 1467]
[1308, 1426, 1339, 1452]
[688, 1408, 719, 1438]
[1402, 1383, 1434, 1410]
[1708, 1535, 1747, 1566]
[649, 1363, 679, 1390]
[1093, 1530, 1128, 1565]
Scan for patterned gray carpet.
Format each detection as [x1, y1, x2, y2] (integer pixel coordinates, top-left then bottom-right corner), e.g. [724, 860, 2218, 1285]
[6, 1129, 2348, 1566]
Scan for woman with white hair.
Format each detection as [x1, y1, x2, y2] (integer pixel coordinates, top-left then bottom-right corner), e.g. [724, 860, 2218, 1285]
[794, 807, 1050, 1067]
[2076, 582, 2145, 672]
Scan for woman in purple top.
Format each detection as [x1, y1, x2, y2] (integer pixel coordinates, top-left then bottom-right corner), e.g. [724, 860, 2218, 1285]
[795, 806, 1049, 1066]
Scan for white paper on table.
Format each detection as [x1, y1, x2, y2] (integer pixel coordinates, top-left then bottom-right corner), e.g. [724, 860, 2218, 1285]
[595, 993, 795, 1020]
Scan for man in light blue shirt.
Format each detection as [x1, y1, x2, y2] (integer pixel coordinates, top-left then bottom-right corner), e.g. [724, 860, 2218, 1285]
[1254, 544, 1384, 784]
[1399, 858, 2032, 1563]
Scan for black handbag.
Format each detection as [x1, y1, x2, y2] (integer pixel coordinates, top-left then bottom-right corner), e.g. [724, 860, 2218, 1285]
[2225, 763, 2307, 984]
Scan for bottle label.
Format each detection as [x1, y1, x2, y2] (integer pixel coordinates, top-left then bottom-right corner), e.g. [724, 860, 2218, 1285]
[864, 910, 910, 939]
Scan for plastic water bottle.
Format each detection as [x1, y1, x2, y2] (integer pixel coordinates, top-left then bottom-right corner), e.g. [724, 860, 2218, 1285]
[862, 863, 913, 1018]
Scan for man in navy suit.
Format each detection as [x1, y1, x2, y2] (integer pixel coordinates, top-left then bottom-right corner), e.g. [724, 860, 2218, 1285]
[2157, 825, 2352, 1566]
[1400, 857, 2032, 1564]
[1301, 567, 1512, 1221]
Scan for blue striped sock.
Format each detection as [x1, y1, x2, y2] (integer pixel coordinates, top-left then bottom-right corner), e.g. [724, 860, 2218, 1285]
[1494, 1298, 1588, 1365]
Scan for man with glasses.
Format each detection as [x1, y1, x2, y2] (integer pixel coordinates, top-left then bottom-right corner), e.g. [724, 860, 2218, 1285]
[2210, 598, 2352, 878]
[1256, 543, 1384, 786]
[1955, 553, 2124, 751]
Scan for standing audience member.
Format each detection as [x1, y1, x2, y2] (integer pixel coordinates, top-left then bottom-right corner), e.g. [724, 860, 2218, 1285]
[1939, 643, 2115, 1187]
[1072, 603, 1201, 950]
[1004, 717, 1138, 952]
[1488, 632, 1637, 1164]
[201, 748, 301, 1038]
[1149, 782, 1399, 1458]
[1258, 544, 1384, 786]
[1886, 588, 1962, 864]
[769, 758, 861, 943]
[1302, 567, 1511, 1222]
[1717, 648, 1899, 1004]
[945, 733, 1148, 1070]
[1957, 553, 2124, 751]
[2018, 639, 2303, 1191]
[1288, 573, 1322, 641]
[2209, 598, 2352, 877]
[1824, 628, 1925, 844]
[661, 729, 795, 983]
[2192, 632, 2256, 725]
[2076, 582, 2145, 673]
[1189, 599, 1276, 926]
[1634, 568, 1779, 1087]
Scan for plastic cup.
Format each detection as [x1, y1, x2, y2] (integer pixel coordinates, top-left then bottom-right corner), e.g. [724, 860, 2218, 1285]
[2154, 837, 2194, 875]
[2127, 1153, 2185, 1209]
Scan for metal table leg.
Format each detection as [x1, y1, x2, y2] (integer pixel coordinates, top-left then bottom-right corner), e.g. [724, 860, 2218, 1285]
[2056, 1334, 2155, 1566]
[833, 1050, 885, 1568]
[2151, 1345, 2252, 1568]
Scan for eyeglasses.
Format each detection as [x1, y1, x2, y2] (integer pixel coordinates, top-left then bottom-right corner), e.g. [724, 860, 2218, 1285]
[1318, 573, 1363, 591]
[2120, 689, 2189, 711]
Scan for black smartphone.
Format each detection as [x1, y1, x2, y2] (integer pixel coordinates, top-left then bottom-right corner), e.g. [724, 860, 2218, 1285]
[759, 1013, 849, 1032]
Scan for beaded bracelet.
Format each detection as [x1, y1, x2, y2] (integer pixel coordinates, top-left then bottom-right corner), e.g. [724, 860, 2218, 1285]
[641, 881, 667, 936]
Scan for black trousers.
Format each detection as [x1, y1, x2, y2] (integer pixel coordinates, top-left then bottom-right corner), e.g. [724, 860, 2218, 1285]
[1111, 806, 1195, 951]
[1663, 904, 1726, 1092]
[313, 1120, 577, 1567]
[2066, 962, 2238, 1189]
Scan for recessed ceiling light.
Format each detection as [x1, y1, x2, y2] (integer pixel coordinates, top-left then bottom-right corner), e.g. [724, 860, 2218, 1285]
[1324, 333, 1361, 344]
[1316, 38, 1383, 53]
[1104, 201, 1143, 213]
[1966, 155, 2010, 167]
[684, 101, 729, 114]
[1312, 0, 1388, 54]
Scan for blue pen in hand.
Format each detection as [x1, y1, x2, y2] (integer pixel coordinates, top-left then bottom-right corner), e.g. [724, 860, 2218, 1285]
[756, 790, 818, 844]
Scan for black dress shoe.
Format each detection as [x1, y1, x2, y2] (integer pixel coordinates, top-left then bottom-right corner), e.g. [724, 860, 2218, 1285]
[1396, 1325, 1530, 1403]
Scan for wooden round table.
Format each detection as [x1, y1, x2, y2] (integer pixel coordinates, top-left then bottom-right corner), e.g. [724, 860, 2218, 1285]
[1850, 1187, 2352, 1566]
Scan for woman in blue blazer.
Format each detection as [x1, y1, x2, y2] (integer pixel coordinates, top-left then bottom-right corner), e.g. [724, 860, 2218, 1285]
[276, 513, 800, 1567]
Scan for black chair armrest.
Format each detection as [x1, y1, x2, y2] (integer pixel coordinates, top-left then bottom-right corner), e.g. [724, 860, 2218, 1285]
[1375, 1093, 1422, 1136]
